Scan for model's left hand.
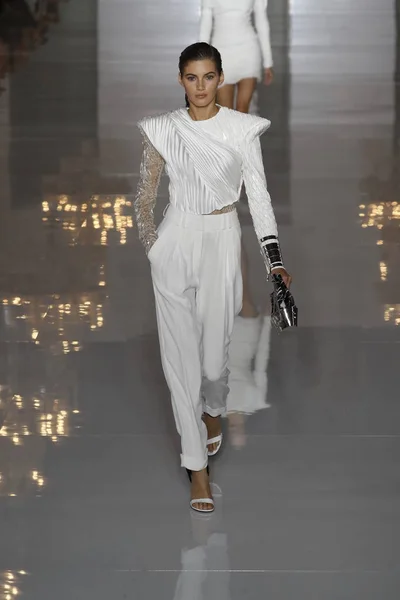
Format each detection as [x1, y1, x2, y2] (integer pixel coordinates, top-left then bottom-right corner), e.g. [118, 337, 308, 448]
[264, 67, 274, 86]
[271, 268, 292, 289]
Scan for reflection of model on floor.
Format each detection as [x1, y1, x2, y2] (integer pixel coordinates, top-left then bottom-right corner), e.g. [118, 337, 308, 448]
[226, 313, 272, 448]
[173, 512, 229, 600]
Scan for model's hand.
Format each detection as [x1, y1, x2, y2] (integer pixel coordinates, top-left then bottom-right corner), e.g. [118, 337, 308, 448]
[264, 67, 273, 86]
[271, 267, 292, 289]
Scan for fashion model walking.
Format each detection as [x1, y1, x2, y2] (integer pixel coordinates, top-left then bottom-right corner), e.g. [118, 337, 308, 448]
[134, 43, 290, 513]
[199, 0, 273, 112]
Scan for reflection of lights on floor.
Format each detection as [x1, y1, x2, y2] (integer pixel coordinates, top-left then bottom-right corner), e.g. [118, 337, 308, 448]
[49, 301, 104, 338]
[39, 409, 68, 438]
[42, 194, 133, 245]
[1, 296, 105, 352]
[1, 241, 107, 347]
[379, 261, 388, 281]
[384, 305, 400, 325]
[32, 470, 45, 488]
[1, 570, 28, 599]
[359, 200, 400, 324]
[359, 201, 400, 229]
[1, 401, 79, 451]
[2, 297, 29, 308]
[13, 395, 23, 410]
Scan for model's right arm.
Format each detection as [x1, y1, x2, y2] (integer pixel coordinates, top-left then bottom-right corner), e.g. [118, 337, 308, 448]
[199, 0, 213, 42]
[134, 133, 165, 255]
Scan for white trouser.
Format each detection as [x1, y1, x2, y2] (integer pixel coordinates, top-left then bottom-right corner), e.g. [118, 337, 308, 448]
[149, 205, 243, 471]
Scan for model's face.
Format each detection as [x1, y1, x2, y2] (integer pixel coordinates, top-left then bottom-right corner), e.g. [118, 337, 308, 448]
[179, 59, 224, 107]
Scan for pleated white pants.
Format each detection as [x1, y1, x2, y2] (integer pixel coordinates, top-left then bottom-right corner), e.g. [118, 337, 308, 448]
[149, 205, 243, 470]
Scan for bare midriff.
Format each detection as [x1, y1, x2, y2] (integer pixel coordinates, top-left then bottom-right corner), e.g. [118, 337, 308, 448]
[208, 203, 237, 215]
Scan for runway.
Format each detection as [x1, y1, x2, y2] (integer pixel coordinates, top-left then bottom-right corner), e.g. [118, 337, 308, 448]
[0, 0, 399, 597]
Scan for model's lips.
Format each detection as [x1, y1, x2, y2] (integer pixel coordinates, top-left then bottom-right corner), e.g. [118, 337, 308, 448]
[196, 94, 207, 99]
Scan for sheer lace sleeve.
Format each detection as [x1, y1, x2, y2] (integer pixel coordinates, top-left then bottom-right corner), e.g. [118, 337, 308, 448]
[134, 133, 165, 255]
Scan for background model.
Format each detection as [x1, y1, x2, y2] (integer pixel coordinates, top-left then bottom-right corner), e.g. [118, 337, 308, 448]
[200, 0, 273, 112]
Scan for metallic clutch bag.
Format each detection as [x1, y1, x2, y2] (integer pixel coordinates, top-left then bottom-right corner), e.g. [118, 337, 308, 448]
[270, 274, 298, 331]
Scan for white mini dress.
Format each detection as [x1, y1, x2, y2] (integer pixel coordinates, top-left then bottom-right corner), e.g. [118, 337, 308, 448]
[199, 0, 273, 85]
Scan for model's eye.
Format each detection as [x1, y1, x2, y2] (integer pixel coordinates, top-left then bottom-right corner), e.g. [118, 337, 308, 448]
[186, 76, 196, 82]
[206, 75, 215, 80]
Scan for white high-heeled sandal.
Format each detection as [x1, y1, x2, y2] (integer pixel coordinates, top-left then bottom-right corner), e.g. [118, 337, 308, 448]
[207, 433, 223, 457]
[190, 497, 215, 513]
[186, 468, 215, 513]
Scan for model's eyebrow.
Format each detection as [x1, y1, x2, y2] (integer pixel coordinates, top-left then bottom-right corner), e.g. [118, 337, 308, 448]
[185, 71, 216, 77]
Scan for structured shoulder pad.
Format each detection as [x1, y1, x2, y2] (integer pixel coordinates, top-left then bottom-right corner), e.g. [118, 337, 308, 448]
[241, 113, 271, 143]
[137, 113, 170, 155]
[222, 109, 270, 142]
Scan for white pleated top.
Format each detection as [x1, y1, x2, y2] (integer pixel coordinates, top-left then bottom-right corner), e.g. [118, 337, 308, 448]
[138, 106, 278, 241]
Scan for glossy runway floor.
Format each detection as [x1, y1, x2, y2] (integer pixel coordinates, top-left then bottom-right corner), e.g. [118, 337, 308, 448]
[0, 0, 400, 598]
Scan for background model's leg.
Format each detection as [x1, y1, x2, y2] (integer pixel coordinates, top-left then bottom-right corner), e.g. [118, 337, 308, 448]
[236, 77, 257, 113]
[216, 83, 235, 109]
